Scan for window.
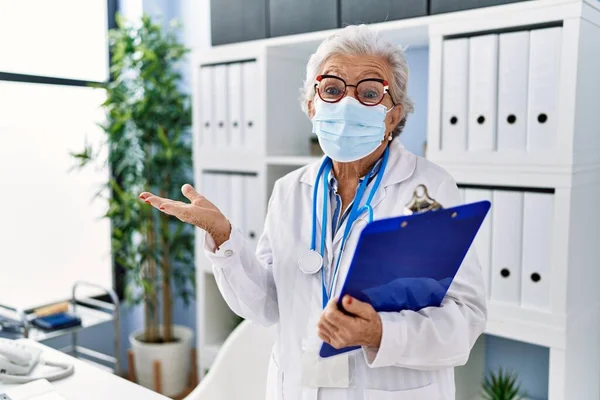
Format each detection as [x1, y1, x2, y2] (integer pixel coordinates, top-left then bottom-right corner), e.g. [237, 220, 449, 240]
[0, 0, 109, 82]
[0, 82, 111, 309]
[0, 0, 116, 310]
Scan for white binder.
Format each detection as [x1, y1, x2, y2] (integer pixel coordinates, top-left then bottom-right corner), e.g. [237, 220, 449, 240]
[213, 65, 230, 148]
[244, 174, 263, 249]
[200, 67, 215, 147]
[465, 188, 493, 299]
[527, 27, 562, 152]
[227, 63, 244, 148]
[491, 190, 523, 305]
[201, 172, 217, 204]
[468, 34, 498, 151]
[521, 192, 553, 311]
[242, 61, 260, 153]
[458, 188, 466, 203]
[215, 173, 232, 220]
[441, 38, 469, 151]
[497, 31, 530, 152]
[229, 174, 246, 236]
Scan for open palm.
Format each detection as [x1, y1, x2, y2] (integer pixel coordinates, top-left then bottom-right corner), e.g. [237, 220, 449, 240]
[139, 184, 231, 246]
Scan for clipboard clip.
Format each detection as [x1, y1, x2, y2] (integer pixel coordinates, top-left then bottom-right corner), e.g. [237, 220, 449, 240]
[404, 184, 443, 215]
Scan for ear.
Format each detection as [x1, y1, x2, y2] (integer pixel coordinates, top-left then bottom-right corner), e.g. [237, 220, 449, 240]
[387, 105, 404, 131]
[307, 99, 315, 119]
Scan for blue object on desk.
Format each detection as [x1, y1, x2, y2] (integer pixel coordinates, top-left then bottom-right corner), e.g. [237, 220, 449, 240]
[319, 200, 491, 358]
[32, 312, 82, 331]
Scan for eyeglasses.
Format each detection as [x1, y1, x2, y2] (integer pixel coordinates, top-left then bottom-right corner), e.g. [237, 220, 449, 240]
[314, 74, 395, 107]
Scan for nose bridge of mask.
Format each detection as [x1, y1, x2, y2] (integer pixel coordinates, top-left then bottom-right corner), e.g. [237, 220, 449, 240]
[314, 97, 387, 127]
[314, 121, 386, 138]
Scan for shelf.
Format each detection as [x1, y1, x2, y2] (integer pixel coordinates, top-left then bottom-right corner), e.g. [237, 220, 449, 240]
[584, 0, 600, 12]
[427, 149, 569, 171]
[200, 0, 589, 63]
[426, 150, 574, 188]
[27, 305, 114, 342]
[194, 45, 263, 66]
[266, 155, 321, 167]
[485, 302, 566, 349]
[0, 297, 116, 343]
[441, 164, 573, 189]
[196, 149, 264, 173]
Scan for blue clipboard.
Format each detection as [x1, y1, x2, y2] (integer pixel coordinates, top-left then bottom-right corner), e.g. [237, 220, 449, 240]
[319, 200, 491, 358]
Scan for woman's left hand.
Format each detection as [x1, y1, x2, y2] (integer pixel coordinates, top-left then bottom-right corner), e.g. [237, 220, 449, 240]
[318, 295, 382, 349]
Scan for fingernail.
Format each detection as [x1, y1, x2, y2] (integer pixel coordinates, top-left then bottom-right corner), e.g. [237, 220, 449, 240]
[159, 206, 165, 211]
[346, 296, 352, 304]
[144, 200, 150, 204]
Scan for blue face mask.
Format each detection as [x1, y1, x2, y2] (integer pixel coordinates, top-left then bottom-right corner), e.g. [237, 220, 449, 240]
[312, 97, 391, 162]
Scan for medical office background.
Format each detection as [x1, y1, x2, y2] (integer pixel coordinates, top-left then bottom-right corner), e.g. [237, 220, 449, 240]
[1, 0, 599, 399]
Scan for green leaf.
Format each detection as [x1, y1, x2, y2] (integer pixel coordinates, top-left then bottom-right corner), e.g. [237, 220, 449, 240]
[69, 11, 194, 337]
[156, 125, 170, 148]
[481, 367, 525, 400]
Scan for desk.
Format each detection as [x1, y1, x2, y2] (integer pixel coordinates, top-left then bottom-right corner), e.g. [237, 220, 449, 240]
[0, 340, 169, 400]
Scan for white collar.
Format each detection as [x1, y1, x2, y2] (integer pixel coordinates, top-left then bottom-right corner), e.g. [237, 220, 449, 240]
[299, 139, 417, 188]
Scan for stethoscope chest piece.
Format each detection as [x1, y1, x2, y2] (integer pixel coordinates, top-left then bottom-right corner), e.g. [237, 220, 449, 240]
[298, 250, 323, 275]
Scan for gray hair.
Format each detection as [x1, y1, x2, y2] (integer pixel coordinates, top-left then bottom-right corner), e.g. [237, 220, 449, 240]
[300, 24, 414, 137]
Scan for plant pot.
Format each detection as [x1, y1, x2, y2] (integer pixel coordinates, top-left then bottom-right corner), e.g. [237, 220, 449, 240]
[129, 325, 193, 397]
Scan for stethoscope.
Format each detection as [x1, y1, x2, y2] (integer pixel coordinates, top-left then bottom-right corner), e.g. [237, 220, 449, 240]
[297, 146, 390, 308]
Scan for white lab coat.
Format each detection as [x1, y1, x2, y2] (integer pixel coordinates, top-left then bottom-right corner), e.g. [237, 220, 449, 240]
[205, 140, 487, 400]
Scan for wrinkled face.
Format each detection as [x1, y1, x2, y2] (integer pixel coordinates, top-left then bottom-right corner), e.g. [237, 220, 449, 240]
[307, 53, 403, 140]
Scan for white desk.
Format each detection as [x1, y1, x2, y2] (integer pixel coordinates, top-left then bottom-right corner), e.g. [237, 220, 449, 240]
[0, 340, 169, 400]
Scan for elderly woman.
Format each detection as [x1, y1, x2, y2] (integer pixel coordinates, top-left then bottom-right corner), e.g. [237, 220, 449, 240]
[141, 25, 485, 400]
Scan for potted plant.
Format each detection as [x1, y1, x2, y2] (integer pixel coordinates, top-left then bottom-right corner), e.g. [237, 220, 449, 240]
[482, 367, 527, 400]
[73, 14, 195, 397]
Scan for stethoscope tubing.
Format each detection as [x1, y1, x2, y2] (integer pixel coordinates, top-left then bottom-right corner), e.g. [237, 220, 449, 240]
[307, 147, 390, 306]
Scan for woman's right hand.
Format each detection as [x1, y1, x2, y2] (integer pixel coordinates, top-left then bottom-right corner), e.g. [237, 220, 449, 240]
[139, 184, 231, 247]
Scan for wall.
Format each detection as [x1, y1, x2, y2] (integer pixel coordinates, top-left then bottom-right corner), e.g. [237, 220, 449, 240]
[485, 335, 549, 400]
[402, 46, 429, 157]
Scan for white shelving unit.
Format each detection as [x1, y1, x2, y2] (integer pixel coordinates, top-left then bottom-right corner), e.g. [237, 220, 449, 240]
[426, 3, 600, 399]
[266, 155, 322, 166]
[193, 1, 600, 397]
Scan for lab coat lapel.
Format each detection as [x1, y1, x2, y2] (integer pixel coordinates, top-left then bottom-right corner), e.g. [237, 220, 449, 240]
[356, 140, 417, 226]
[330, 184, 387, 248]
[316, 172, 334, 267]
[330, 141, 416, 246]
[363, 140, 416, 220]
[331, 185, 388, 249]
[302, 156, 334, 268]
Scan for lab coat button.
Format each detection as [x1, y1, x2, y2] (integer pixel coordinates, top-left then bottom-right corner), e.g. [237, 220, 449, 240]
[224, 249, 234, 257]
